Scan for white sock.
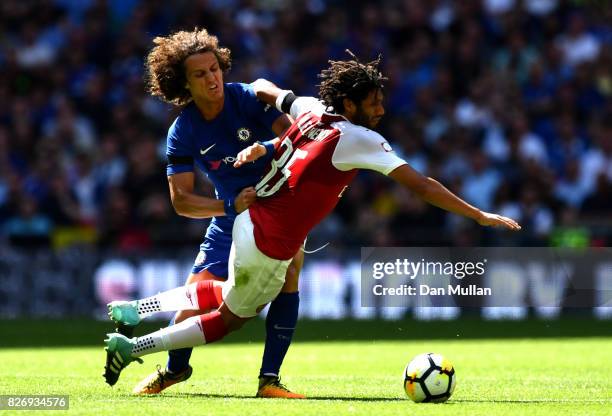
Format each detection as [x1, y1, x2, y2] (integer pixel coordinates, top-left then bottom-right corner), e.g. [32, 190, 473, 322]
[131, 316, 205, 358]
[137, 283, 200, 319]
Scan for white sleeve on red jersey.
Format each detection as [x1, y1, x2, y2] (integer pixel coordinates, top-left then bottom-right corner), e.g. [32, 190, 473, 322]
[290, 96, 325, 119]
[331, 124, 407, 175]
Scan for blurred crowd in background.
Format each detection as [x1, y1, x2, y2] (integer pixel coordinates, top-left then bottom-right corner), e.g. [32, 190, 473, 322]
[0, 0, 611, 253]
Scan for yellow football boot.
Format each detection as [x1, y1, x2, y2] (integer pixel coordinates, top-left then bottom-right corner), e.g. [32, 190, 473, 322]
[132, 365, 192, 394]
[256, 376, 305, 399]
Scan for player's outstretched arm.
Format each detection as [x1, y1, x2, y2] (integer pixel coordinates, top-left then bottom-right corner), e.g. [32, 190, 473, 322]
[168, 172, 256, 217]
[251, 78, 293, 137]
[388, 165, 521, 231]
[251, 78, 284, 107]
[252, 78, 318, 122]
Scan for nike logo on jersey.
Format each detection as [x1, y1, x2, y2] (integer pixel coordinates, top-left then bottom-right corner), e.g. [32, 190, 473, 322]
[200, 143, 216, 155]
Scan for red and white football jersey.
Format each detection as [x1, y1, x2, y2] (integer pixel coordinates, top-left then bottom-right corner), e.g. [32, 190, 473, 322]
[249, 97, 407, 260]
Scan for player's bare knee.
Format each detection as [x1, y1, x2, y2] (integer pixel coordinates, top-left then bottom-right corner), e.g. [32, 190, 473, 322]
[218, 303, 249, 332]
[175, 270, 222, 323]
[281, 252, 303, 293]
[174, 309, 202, 324]
[185, 269, 219, 285]
[281, 273, 299, 293]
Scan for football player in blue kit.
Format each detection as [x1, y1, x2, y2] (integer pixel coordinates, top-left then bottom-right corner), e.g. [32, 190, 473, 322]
[103, 28, 304, 398]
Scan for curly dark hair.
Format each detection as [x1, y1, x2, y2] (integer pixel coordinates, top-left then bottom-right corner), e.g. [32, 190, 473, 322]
[145, 28, 231, 106]
[317, 50, 387, 113]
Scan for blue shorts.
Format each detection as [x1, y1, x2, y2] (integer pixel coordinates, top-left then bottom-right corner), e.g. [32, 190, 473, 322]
[191, 232, 232, 279]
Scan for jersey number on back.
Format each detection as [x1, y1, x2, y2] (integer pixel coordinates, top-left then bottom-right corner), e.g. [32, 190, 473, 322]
[255, 137, 308, 197]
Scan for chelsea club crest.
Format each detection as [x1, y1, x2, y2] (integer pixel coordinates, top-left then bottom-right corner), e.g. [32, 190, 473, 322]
[237, 127, 252, 142]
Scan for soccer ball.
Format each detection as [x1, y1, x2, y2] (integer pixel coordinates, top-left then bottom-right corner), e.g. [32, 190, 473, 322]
[403, 353, 456, 403]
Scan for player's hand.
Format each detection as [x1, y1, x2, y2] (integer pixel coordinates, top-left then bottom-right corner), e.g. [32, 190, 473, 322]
[234, 143, 266, 168]
[476, 211, 521, 230]
[250, 78, 276, 95]
[234, 186, 257, 213]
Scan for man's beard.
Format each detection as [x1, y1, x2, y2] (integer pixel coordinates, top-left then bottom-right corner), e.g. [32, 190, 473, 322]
[353, 107, 376, 129]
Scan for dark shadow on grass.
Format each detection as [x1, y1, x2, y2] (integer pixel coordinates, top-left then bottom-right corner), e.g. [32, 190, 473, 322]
[148, 394, 609, 405]
[452, 398, 610, 404]
[159, 392, 404, 402]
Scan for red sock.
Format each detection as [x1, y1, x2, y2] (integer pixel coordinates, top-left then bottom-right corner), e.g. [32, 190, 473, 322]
[199, 311, 227, 344]
[196, 280, 222, 310]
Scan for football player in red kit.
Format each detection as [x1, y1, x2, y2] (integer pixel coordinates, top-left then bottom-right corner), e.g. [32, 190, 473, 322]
[103, 53, 520, 384]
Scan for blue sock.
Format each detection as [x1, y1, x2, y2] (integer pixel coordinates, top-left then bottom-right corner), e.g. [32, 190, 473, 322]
[166, 314, 193, 373]
[260, 291, 299, 377]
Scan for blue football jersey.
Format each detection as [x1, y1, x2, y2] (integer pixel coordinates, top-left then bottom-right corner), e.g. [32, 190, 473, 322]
[166, 82, 281, 277]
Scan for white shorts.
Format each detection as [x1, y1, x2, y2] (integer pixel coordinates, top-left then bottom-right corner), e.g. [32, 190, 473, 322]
[222, 210, 292, 318]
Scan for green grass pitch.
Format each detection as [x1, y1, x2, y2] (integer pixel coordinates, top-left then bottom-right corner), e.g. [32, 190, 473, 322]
[1, 327, 611, 416]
